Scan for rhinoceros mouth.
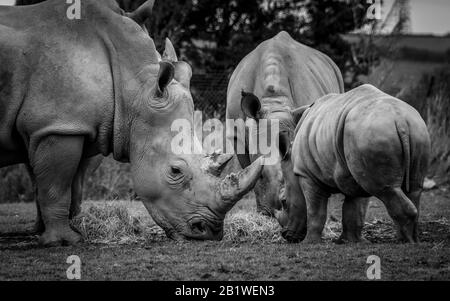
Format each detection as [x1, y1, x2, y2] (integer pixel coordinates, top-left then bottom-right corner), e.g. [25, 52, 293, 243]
[158, 212, 224, 241]
[183, 216, 224, 241]
[281, 228, 306, 243]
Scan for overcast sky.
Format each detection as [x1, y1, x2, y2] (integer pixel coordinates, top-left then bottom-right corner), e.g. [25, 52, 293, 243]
[383, 0, 450, 35]
[1, 0, 449, 35]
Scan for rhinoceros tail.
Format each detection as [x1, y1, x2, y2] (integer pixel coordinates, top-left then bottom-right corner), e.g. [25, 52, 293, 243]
[395, 120, 411, 193]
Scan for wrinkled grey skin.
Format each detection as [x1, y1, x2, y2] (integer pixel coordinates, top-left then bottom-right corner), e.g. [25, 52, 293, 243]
[0, 0, 264, 246]
[226, 31, 344, 217]
[27, 155, 103, 233]
[276, 84, 430, 244]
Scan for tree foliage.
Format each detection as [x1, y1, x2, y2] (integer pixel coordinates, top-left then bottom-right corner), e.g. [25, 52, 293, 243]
[16, 0, 375, 86]
[146, 0, 374, 86]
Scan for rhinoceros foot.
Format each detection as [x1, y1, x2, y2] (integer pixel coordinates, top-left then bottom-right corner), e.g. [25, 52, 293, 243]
[302, 234, 323, 244]
[38, 225, 82, 247]
[281, 229, 305, 244]
[333, 235, 369, 245]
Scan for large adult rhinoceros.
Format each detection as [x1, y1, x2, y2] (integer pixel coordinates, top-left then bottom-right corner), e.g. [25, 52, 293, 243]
[10, 0, 122, 233]
[226, 31, 344, 216]
[276, 84, 430, 243]
[0, 0, 264, 246]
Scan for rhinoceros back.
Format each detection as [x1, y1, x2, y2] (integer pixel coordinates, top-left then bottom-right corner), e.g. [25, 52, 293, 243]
[292, 84, 429, 193]
[0, 0, 160, 165]
[226, 31, 344, 166]
[227, 31, 344, 120]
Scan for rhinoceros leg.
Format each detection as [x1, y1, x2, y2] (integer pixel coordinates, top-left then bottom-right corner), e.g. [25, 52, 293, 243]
[301, 178, 330, 244]
[70, 156, 102, 219]
[377, 188, 418, 243]
[335, 197, 369, 244]
[406, 190, 422, 242]
[68, 164, 84, 220]
[69, 160, 89, 220]
[31, 135, 84, 246]
[25, 164, 45, 234]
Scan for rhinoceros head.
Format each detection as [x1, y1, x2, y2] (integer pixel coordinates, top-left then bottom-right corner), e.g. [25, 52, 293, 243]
[123, 1, 264, 240]
[241, 91, 310, 241]
[273, 111, 310, 243]
[238, 91, 301, 216]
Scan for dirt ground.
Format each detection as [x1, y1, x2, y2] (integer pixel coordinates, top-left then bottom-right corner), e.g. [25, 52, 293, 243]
[1, 187, 449, 281]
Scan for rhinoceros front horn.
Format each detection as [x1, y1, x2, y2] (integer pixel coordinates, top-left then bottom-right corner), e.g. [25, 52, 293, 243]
[219, 156, 264, 207]
[127, 0, 155, 24]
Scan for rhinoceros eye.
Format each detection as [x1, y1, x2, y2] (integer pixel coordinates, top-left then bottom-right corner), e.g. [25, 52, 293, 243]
[165, 159, 193, 189]
[164, 162, 190, 190]
[171, 166, 182, 175]
[168, 165, 184, 180]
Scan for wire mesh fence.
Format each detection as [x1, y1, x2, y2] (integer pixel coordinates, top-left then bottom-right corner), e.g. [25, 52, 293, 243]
[190, 71, 231, 121]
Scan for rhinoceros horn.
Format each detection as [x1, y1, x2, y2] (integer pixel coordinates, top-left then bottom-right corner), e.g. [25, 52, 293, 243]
[219, 156, 265, 207]
[127, 0, 155, 24]
[206, 152, 234, 177]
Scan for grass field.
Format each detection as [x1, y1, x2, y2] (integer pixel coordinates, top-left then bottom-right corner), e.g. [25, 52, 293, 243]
[0, 188, 449, 281]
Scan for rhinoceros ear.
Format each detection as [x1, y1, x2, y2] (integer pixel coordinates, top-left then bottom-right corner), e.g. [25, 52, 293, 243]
[278, 131, 291, 160]
[156, 61, 175, 97]
[290, 104, 311, 125]
[174, 61, 192, 89]
[163, 38, 178, 62]
[241, 91, 261, 120]
[127, 0, 155, 25]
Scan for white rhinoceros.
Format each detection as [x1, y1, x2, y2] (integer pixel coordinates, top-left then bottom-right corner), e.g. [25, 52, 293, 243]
[0, 0, 264, 246]
[226, 31, 344, 217]
[276, 84, 430, 244]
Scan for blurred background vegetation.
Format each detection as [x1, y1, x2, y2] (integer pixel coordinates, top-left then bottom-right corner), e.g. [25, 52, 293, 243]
[1, 0, 449, 203]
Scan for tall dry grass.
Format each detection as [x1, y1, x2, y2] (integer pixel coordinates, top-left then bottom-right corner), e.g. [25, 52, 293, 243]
[424, 92, 450, 184]
[0, 156, 133, 203]
[404, 65, 450, 184]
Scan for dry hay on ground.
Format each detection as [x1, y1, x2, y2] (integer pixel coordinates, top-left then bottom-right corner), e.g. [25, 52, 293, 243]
[71, 201, 283, 244]
[70, 201, 450, 245]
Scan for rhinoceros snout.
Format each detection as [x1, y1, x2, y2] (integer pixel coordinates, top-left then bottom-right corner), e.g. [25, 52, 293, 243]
[187, 220, 224, 241]
[281, 228, 306, 243]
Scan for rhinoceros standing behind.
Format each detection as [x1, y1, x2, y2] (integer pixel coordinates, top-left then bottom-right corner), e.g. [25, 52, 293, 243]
[226, 31, 344, 216]
[0, 0, 265, 246]
[276, 84, 430, 243]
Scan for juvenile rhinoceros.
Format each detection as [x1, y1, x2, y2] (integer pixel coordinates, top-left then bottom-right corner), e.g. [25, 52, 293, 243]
[0, 0, 264, 246]
[276, 84, 430, 243]
[226, 31, 344, 216]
